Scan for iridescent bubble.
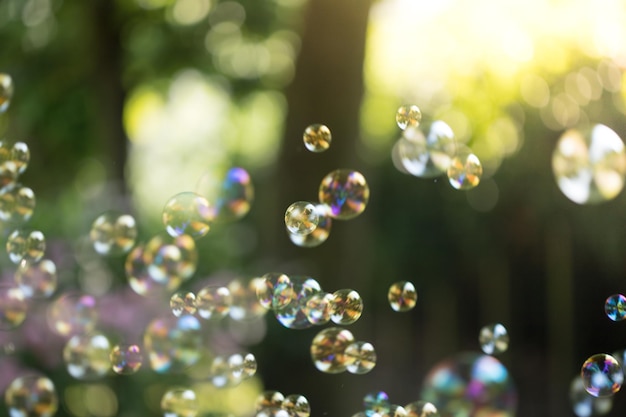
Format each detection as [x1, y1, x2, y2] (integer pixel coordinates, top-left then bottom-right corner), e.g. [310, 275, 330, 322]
[303, 124, 332, 153]
[284, 201, 319, 235]
[110, 344, 143, 375]
[7, 229, 45, 264]
[344, 341, 377, 374]
[0, 183, 35, 224]
[143, 315, 202, 373]
[364, 391, 390, 416]
[604, 294, 626, 321]
[144, 234, 197, 283]
[161, 387, 198, 417]
[256, 272, 290, 309]
[196, 285, 231, 320]
[162, 192, 213, 239]
[0, 284, 27, 330]
[479, 323, 510, 355]
[243, 352, 257, 378]
[581, 354, 623, 397]
[386, 405, 408, 417]
[90, 212, 137, 256]
[256, 390, 285, 412]
[274, 275, 322, 329]
[405, 401, 439, 417]
[63, 332, 112, 380]
[283, 394, 311, 417]
[330, 289, 363, 325]
[570, 375, 612, 417]
[388, 281, 417, 312]
[11, 142, 30, 175]
[287, 205, 332, 248]
[197, 167, 254, 223]
[447, 150, 483, 190]
[310, 327, 355, 373]
[229, 278, 268, 321]
[0, 74, 14, 113]
[5, 375, 58, 417]
[170, 292, 197, 317]
[319, 169, 369, 220]
[552, 124, 626, 204]
[15, 258, 57, 298]
[126, 244, 181, 297]
[304, 292, 333, 325]
[396, 105, 422, 130]
[47, 292, 98, 337]
[421, 352, 517, 416]
[398, 121, 457, 178]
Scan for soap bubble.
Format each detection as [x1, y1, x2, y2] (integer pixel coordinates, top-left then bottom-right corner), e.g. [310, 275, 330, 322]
[0, 284, 27, 330]
[256, 390, 285, 412]
[283, 394, 311, 417]
[552, 124, 626, 204]
[303, 124, 332, 153]
[5, 375, 58, 417]
[388, 281, 417, 312]
[228, 278, 268, 321]
[447, 150, 483, 190]
[287, 206, 332, 248]
[604, 294, 626, 321]
[11, 142, 30, 174]
[405, 401, 439, 417]
[398, 121, 457, 178]
[110, 344, 143, 375]
[274, 275, 322, 329]
[143, 315, 202, 373]
[310, 327, 355, 373]
[170, 291, 197, 317]
[256, 272, 290, 309]
[243, 352, 257, 378]
[330, 289, 363, 325]
[344, 341, 377, 374]
[15, 258, 57, 298]
[581, 354, 623, 397]
[318, 169, 369, 220]
[284, 201, 319, 235]
[47, 292, 98, 337]
[0, 74, 14, 113]
[126, 244, 181, 296]
[479, 323, 510, 355]
[364, 391, 390, 416]
[7, 229, 45, 264]
[162, 192, 214, 239]
[144, 233, 197, 283]
[90, 212, 137, 256]
[197, 167, 254, 222]
[304, 292, 333, 325]
[0, 183, 36, 224]
[570, 375, 612, 417]
[421, 352, 517, 416]
[196, 285, 231, 320]
[396, 105, 422, 130]
[387, 405, 408, 417]
[161, 387, 198, 417]
[63, 332, 112, 380]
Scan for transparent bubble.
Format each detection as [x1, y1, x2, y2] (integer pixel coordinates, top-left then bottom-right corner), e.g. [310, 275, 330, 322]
[398, 121, 457, 178]
[227, 353, 245, 383]
[570, 375, 613, 417]
[0, 183, 36, 224]
[0, 74, 14, 113]
[48, 292, 98, 337]
[283, 394, 311, 417]
[479, 323, 509, 355]
[581, 354, 624, 397]
[421, 352, 517, 416]
[196, 285, 231, 320]
[256, 390, 285, 411]
[405, 401, 439, 417]
[604, 294, 626, 321]
[243, 352, 257, 378]
[288, 206, 332, 248]
[319, 169, 369, 220]
[161, 387, 198, 417]
[5, 375, 58, 417]
[110, 344, 143, 375]
[330, 289, 363, 325]
[145, 234, 197, 283]
[15, 258, 57, 298]
[207, 355, 230, 388]
[274, 275, 322, 329]
[256, 272, 290, 309]
[364, 391, 390, 416]
[7, 229, 45, 264]
[170, 292, 197, 317]
[162, 192, 214, 239]
[285, 201, 319, 235]
[63, 332, 112, 380]
[0, 284, 27, 330]
[396, 105, 422, 130]
[197, 167, 254, 223]
[11, 142, 30, 175]
[90, 212, 137, 256]
[310, 327, 355, 373]
[447, 150, 483, 190]
[345, 341, 377, 374]
[388, 281, 417, 312]
[143, 315, 202, 373]
[229, 278, 268, 321]
[304, 292, 333, 325]
[303, 124, 332, 153]
[552, 124, 626, 204]
[126, 245, 181, 297]
[386, 405, 408, 417]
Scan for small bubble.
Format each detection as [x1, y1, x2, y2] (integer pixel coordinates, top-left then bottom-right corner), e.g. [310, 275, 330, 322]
[144, 234, 197, 283]
[196, 285, 231, 320]
[304, 292, 333, 325]
[11, 142, 29, 175]
[197, 167, 253, 222]
[15, 258, 57, 299]
[363, 391, 390, 416]
[388, 281, 417, 312]
[63, 332, 112, 380]
[479, 323, 509, 355]
[283, 394, 311, 417]
[162, 192, 214, 239]
[243, 352, 257, 378]
[570, 375, 612, 417]
[396, 105, 422, 130]
[387, 405, 408, 417]
[285, 201, 319, 235]
[405, 401, 439, 417]
[170, 291, 197, 317]
[447, 150, 483, 190]
[345, 341, 377, 374]
[605, 294, 626, 321]
[7, 229, 45, 264]
[288, 205, 332, 248]
[310, 327, 355, 373]
[228, 278, 268, 321]
[303, 124, 332, 153]
[47, 292, 98, 337]
[319, 169, 369, 220]
[90, 212, 137, 256]
[0, 284, 27, 330]
[0, 74, 14, 113]
[110, 344, 143, 375]
[256, 272, 290, 309]
[0, 184, 36, 224]
[581, 354, 624, 397]
[126, 244, 181, 297]
[161, 387, 199, 417]
[274, 276, 321, 329]
[5, 375, 58, 417]
[256, 391, 285, 411]
[330, 289, 363, 325]
[209, 355, 230, 388]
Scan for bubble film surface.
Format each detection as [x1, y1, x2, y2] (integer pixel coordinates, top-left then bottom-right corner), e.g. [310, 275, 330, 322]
[344, 341, 377, 374]
[199, 167, 254, 222]
[0, 184, 35, 224]
[7, 229, 46, 264]
[274, 275, 322, 329]
[330, 289, 363, 325]
[304, 292, 333, 325]
[256, 272, 290, 309]
[0, 73, 13, 113]
[310, 327, 355, 373]
[388, 281, 418, 312]
[396, 105, 422, 130]
[398, 121, 457, 178]
[161, 387, 199, 417]
[15, 258, 57, 298]
[110, 344, 143, 375]
[90, 212, 137, 256]
[447, 150, 483, 190]
[196, 285, 231, 319]
[319, 169, 370, 220]
[581, 354, 624, 397]
[256, 390, 285, 413]
[47, 292, 98, 337]
[162, 192, 213, 239]
[387, 405, 408, 417]
[170, 291, 197, 317]
[126, 244, 180, 296]
[570, 375, 613, 417]
[5, 375, 58, 417]
[604, 294, 626, 321]
[144, 233, 197, 283]
[479, 323, 510, 355]
[287, 206, 332, 248]
[404, 401, 439, 417]
[363, 391, 390, 416]
[63, 332, 112, 380]
[143, 315, 202, 373]
[303, 123, 332, 153]
[0, 284, 27, 330]
[283, 394, 311, 417]
[284, 201, 319, 235]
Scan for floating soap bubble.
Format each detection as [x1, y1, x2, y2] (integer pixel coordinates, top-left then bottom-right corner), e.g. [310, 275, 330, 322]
[227, 353, 246, 383]
[7, 229, 45, 264]
[274, 275, 322, 329]
[0, 183, 35, 224]
[285, 201, 319, 235]
[243, 352, 257, 378]
[388, 281, 417, 312]
[170, 291, 197, 317]
[345, 341, 377, 374]
[256, 272, 290, 309]
[303, 124, 332, 153]
[144, 233, 197, 283]
[162, 192, 214, 239]
[0, 284, 27, 330]
[63, 332, 112, 380]
[110, 344, 143, 375]
[330, 289, 363, 325]
[47, 292, 98, 336]
[126, 245, 180, 296]
[143, 315, 202, 373]
[479, 323, 510, 355]
[161, 387, 199, 417]
[405, 401, 439, 417]
[11, 142, 30, 174]
[196, 285, 231, 320]
[15, 258, 57, 299]
[319, 169, 369, 220]
[396, 105, 422, 130]
[398, 121, 457, 178]
[90, 212, 137, 256]
[604, 294, 626, 321]
[421, 352, 517, 416]
[256, 390, 285, 412]
[0, 74, 13, 113]
[229, 278, 268, 321]
[304, 292, 333, 325]
[570, 375, 612, 417]
[209, 355, 231, 388]
[5, 375, 58, 417]
[364, 391, 390, 416]
[310, 327, 355, 373]
[283, 394, 311, 417]
[552, 124, 626, 204]
[447, 150, 483, 190]
[581, 354, 624, 397]
[197, 167, 254, 223]
[288, 206, 332, 248]
[387, 405, 408, 417]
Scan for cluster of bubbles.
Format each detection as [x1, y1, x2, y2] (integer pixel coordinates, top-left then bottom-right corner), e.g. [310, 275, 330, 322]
[387, 281, 417, 312]
[256, 390, 311, 417]
[351, 390, 439, 417]
[479, 323, 509, 355]
[392, 105, 483, 191]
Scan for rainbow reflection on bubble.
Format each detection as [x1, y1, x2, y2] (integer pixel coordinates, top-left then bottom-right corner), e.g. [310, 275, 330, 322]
[143, 315, 202, 373]
[318, 169, 370, 220]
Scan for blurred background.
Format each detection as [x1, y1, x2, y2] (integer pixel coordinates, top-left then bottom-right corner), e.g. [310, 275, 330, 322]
[2, 0, 626, 416]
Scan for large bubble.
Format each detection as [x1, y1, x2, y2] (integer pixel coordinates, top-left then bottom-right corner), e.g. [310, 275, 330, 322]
[90, 212, 137, 256]
[318, 169, 370, 220]
[47, 292, 98, 337]
[398, 121, 457, 178]
[273, 275, 322, 329]
[15, 258, 57, 299]
[5, 375, 58, 417]
[63, 332, 112, 380]
[581, 354, 623, 397]
[310, 327, 355, 373]
[144, 233, 197, 283]
[143, 315, 202, 373]
[162, 192, 213, 239]
[570, 375, 612, 417]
